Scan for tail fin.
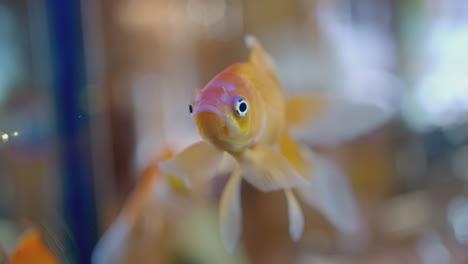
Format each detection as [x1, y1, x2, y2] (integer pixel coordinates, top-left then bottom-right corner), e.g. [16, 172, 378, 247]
[279, 131, 362, 234]
[296, 148, 362, 234]
[219, 166, 243, 253]
[284, 188, 304, 241]
[219, 165, 305, 252]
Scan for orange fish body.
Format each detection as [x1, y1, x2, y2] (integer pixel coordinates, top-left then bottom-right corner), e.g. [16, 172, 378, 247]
[161, 36, 362, 252]
[9, 228, 59, 264]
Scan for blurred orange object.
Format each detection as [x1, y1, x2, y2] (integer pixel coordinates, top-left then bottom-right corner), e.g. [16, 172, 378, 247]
[9, 228, 59, 264]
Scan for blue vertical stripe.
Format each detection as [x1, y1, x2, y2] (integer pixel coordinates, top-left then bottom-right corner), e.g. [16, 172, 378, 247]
[45, 1, 97, 263]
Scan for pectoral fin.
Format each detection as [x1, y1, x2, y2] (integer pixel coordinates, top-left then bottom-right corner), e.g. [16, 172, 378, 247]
[286, 94, 326, 129]
[159, 141, 224, 187]
[240, 144, 308, 192]
[219, 166, 243, 253]
[284, 188, 304, 241]
[297, 149, 362, 234]
[286, 93, 393, 146]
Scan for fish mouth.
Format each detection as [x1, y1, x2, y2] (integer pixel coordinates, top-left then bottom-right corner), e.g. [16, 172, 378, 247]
[193, 104, 224, 118]
[193, 105, 226, 142]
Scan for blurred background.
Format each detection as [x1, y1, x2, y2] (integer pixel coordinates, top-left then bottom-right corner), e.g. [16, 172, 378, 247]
[1, 0, 468, 263]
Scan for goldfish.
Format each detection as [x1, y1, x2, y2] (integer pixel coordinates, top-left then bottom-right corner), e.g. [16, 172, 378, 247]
[160, 35, 363, 252]
[92, 144, 237, 264]
[8, 228, 60, 264]
[93, 72, 239, 264]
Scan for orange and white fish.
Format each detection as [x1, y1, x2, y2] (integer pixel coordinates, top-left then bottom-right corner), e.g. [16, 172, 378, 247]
[160, 36, 363, 252]
[91, 148, 192, 264]
[8, 228, 60, 264]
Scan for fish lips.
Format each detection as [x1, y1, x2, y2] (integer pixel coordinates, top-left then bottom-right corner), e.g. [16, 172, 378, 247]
[193, 104, 227, 142]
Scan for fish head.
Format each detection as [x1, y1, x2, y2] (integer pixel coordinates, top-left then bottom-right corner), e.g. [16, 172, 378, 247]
[189, 69, 264, 153]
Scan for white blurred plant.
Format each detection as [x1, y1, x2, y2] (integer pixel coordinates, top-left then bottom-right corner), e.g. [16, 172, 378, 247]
[404, 0, 468, 132]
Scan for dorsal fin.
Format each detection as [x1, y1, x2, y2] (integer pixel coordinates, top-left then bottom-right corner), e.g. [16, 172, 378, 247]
[244, 35, 279, 80]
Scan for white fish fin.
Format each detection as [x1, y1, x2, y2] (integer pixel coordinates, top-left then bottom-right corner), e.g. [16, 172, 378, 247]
[217, 152, 238, 175]
[240, 144, 309, 192]
[219, 166, 243, 253]
[284, 188, 304, 241]
[158, 141, 224, 187]
[91, 217, 131, 264]
[287, 93, 393, 146]
[297, 149, 362, 234]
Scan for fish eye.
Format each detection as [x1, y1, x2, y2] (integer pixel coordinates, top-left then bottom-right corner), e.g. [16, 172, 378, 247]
[189, 104, 193, 114]
[234, 97, 248, 117]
